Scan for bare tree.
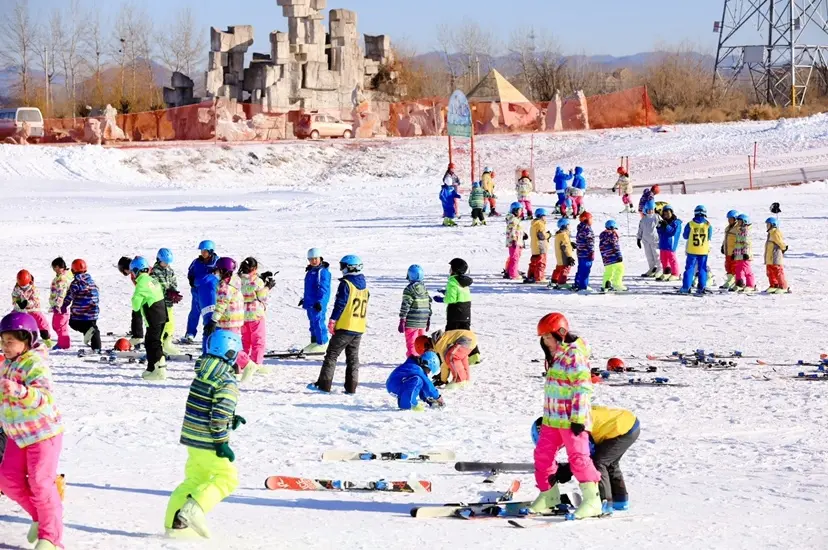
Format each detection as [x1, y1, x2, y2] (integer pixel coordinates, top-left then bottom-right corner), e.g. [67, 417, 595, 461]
[508, 27, 567, 101]
[57, 0, 85, 117]
[83, 10, 107, 108]
[157, 7, 205, 76]
[435, 24, 460, 90]
[435, 22, 498, 91]
[34, 12, 61, 116]
[0, 0, 37, 104]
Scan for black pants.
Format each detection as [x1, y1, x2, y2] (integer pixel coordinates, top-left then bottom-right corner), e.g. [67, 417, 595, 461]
[133, 302, 168, 371]
[315, 331, 362, 393]
[471, 208, 485, 222]
[69, 319, 101, 351]
[592, 427, 640, 503]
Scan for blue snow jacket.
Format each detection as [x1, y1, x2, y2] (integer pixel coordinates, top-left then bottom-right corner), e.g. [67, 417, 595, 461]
[657, 218, 683, 252]
[576, 222, 595, 260]
[188, 253, 219, 288]
[331, 273, 367, 334]
[572, 167, 587, 190]
[303, 261, 332, 311]
[197, 273, 220, 324]
[385, 357, 441, 401]
[61, 273, 100, 321]
[554, 167, 573, 193]
[440, 184, 461, 218]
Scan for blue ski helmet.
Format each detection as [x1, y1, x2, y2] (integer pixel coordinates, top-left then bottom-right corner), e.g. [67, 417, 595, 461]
[736, 213, 751, 224]
[644, 200, 656, 212]
[556, 218, 570, 229]
[420, 351, 441, 376]
[207, 329, 242, 362]
[129, 256, 150, 273]
[156, 248, 174, 264]
[694, 205, 707, 216]
[340, 254, 363, 274]
[472, 181, 481, 188]
[531, 416, 543, 445]
[198, 240, 216, 252]
[726, 209, 740, 219]
[765, 217, 778, 227]
[535, 208, 548, 218]
[483, 166, 491, 173]
[661, 204, 674, 214]
[510, 201, 522, 213]
[605, 219, 619, 230]
[407, 264, 424, 282]
[307, 247, 322, 260]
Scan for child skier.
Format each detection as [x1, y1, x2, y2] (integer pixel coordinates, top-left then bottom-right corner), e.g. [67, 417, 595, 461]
[732, 213, 756, 293]
[526, 208, 550, 284]
[532, 404, 640, 512]
[414, 328, 478, 388]
[764, 217, 789, 293]
[299, 248, 332, 353]
[612, 168, 634, 213]
[554, 167, 573, 216]
[516, 170, 534, 219]
[398, 265, 432, 357]
[442, 162, 460, 187]
[679, 205, 713, 295]
[656, 205, 682, 281]
[481, 167, 499, 216]
[434, 258, 479, 365]
[550, 218, 576, 290]
[60, 259, 101, 353]
[720, 210, 740, 290]
[638, 185, 660, 217]
[12, 270, 53, 348]
[600, 220, 626, 292]
[211, 258, 261, 382]
[152, 248, 183, 356]
[636, 200, 661, 278]
[530, 312, 602, 519]
[504, 202, 525, 280]
[184, 241, 219, 344]
[164, 329, 243, 539]
[48, 258, 72, 350]
[385, 351, 445, 411]
[573, 211, 595, 292]
[469, 181, 487, 226]
[570, 167, 587, 217]
[440, 180, 462, 227]
[129, 257, 169, 381]
[238, 257, 275, 367]
[310, 255, 369, 394]
[0, 312, 65, 549]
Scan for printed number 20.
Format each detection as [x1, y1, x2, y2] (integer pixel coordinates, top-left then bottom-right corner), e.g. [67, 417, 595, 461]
[352, 297, 368, 318]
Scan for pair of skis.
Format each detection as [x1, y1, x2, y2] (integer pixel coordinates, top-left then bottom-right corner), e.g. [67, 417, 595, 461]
[321, 449, 455, 462]
[264, 350, 325, 359]
[607, 377, 688, 387]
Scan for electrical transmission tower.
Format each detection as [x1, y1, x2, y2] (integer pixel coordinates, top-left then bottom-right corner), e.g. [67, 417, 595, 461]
[713, 0, 828, 106]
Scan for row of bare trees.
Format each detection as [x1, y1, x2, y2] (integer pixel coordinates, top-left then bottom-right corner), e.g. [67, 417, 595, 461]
[0, 0, 205, 116]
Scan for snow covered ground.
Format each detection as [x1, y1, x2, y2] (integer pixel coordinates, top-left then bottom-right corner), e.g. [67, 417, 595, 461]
[0, 117, 827, 549]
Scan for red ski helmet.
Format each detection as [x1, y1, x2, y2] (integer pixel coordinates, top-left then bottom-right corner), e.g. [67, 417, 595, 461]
[414, 335, 432, 356]
[537, 312, 569, 339]
[71, 259, 87, 274]
[607, 357, 625, 372]
[16, 270, 32, 286]
[114, 338, 131, 352]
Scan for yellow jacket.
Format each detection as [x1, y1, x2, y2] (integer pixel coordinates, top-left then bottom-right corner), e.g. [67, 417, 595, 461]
[481, 172, 495, 196]
[764, 227, 787, 265]
[723, 222, 739, 256]
[591, 406, 637, 444]
[554, 229, 574, 266]
[530, 218, 549, 255]
[433, 329, 477, 383]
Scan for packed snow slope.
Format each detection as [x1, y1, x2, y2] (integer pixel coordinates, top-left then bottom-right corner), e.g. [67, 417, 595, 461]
[0, 120, 827, 550]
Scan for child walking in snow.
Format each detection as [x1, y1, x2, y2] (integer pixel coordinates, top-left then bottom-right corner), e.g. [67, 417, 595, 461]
[554, 167, 573, 216]
[48, 258, 72, 350]
[720, 210, 740, 290]
[300, 248, 331, 353]
[526, 209, 550, 284]
[732, 214, 756, 293]
[636, 201, 661, 278]
[60, 259, 101, 352]
[440, 181, 462, 227]
[504, 202, 526, 280]
[764, 217, 789, 293]
[129, 257, 169, 381]
[573, 212, 595, 292]
[385, 351, 445, 411]
[469, 181, 487, 226]
[238, 257, 275, 368]
[152, 248, 183, 356]
[570, 167, 587, 217]
[549, 218, 576, 289]
[679, 205, 713, 295]
[399, 265, 432, 357]
[656, 205, 682, 281]
[12, 270, 53, 348]
[481, 167, 499, 216]
[433, 258, 480, 365]
[516, 170, 534, 219]
[164, 329, 243, 540]
[0, 312, 64, 549]
[530, 312, 602, 519]
[600, 221, 626, 292]
[612, 168, 634, 213]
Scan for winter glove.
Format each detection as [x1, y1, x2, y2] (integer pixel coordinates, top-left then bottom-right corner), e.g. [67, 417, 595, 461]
[298, 299, 305, 308]
[0, 379, 26, 399]
[783, 245, 789, 253]
[327, 320, 336, 335]
[554, 462, 573, 484]
[231, 415, 247, 431]
[431, 374, 446, 387]
[397, 319, 406, 334]
[166, 289, 184, 304]
[522, 233, 529, 240]
[437, 288, 446, 294]
[566, 257, 576, 267]
[214, 441, 235, 463]
[14, 299, 28, 310]
[570, 422, 585, 436]
[427, 396, 445, 408]
[720, 244, 725, 254]
[433, 295, 444, 303]
[636, 239, 642, 249]
[204, 321, 217, 337]
[313, 302, 322, 312]
[260, 271, 273, 280]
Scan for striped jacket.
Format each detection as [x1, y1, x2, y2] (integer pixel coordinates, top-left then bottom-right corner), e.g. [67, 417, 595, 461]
[179, 355, 239, 450]
[214, 275, 245, 329]
[599, 230, 623, 265]
[575, 222, 595, 260]
[61, 273, 100, 321]
[0, 345, 64, 448]
[49, 271, 72, 312]
[505, 213, 523, 247]
[399, 282, 432, 329]
[733, 224, 753, 261]
[12, 284, 42, 313]
[515, 177, 533, 199]
[469, 186, 486, 208]
[150, 262, 178, 308]
[542, 336, 593, 429]
[241, 275, 269, 322]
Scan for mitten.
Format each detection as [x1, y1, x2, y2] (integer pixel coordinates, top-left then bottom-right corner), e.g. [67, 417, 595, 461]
[720, 244, 725, 254]
[313, 302, 322, 312]
[570, 422, 585, 436]
[214, 441, 235, 462]
[783, 245, 789, 253]
[431, 374, 446, 387]
[260, 271, 273, 280]
[554, 462, 573, 484]
[397, 319, 406, 334]
[298, 299, 304, 307]
[231, 415, 246, 430]
[427, 396, 445, 408]
[166, 289, 184, 304]
[433, 295, 444, 303]
[636, 239, 642, 249]
[327, 320, 336, 335]
[15, 299, 28, 310]
[566, 257, 576, 267]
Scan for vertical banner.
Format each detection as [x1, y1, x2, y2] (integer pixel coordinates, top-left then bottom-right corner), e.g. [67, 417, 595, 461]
[447, 90, 472, 138]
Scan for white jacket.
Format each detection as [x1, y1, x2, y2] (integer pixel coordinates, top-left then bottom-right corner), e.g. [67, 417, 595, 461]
[637, 213, 659, 244]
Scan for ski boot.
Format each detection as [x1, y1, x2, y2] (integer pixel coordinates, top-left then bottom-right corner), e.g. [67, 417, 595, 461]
[27, 522, 38, 544]
[470, 219, 480, 227]
[410, 403, 426, 412]
[529, 484, 562, 514]
[613, 497, 629, 511]
[442, 217, 457, 227]
[719, 274, 735, 290]
[481, 219, 487, 225]
[303, 342, 328, 353]
[34, 541, 56, 550]
[641, 267, 657, 278]
[677, 287, 692, 295]
[178, 497, 211, 538]
[601, 500, 615, 515]
[765, 286, 778, 294]
[602, 281, 614, 293]
[141, 365, 168, 381]
[240, 361, 260, 383]
[573, 482, 603, 519]
[490, 209, 500, 217]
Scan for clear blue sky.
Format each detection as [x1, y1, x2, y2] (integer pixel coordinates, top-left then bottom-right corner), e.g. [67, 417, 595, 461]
[29, 0, 724, 56]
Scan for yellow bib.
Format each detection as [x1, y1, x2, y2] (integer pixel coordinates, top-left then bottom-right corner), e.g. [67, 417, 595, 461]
[686, 221, 711, 255]
[334, 280, 369, 333]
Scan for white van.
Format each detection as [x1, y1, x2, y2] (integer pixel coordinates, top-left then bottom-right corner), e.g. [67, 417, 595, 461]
[0, 107, 44, 141]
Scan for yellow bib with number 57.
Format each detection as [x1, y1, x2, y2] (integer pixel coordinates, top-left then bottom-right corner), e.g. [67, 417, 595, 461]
[334, 280, 369, 333]
[686, 221, 711, 255]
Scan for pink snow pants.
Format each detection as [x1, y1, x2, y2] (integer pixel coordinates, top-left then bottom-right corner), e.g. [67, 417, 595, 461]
[622, 194, 632, 205]
[0, 433, 63, 548]
[506, 244, 522, 279]
[51, 312, 70, 349]
[404, 327, 426, 357]
[225, 327, 252, 370]
[241, 319, 266, 365]
[534, 425, 600, 490]
[734, 260, 755, 287]
[571, 196, 584, 216]
[660, 250, 679, 275]
[27, 311, 50, 336]
[519, 199, 533, 216]
[446, 344, 471, 383]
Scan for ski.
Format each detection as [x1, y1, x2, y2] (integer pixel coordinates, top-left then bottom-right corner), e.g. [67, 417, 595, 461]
[507, 511, 614, 528]
[794, 372, 828, 381]
[411, 480, 526, 519]
[607, 377, 688, 387]
[321, 449, 455, 462]
[264, 476, 431, 493]
[455, 461, 533, 473]
[264, 350, 325, 359]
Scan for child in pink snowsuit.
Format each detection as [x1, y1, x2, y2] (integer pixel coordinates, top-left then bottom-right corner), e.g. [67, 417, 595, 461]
[238, 257, 274, 365]
[12, 271, 52, 348]
[530, 312, 603, 519]
[0, 312, 64, 549]
[399, 265, 432, 357]
[211, 258, 259, 382]
[504, 203, 525, 279]
[49, 258, 72, 350]
[732, 215, 756, 290]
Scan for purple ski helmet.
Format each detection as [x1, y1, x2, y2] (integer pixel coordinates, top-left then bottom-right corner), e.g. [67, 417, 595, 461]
[215, 257, 237, 275]
[0, 311, 40, 346]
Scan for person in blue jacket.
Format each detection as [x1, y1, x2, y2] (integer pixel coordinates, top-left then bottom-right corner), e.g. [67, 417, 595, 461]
[553, 167, 573, 215]
[655, 204, 682, 281]
[440, 182, 462, 227]
[679, 205, 714, 295]
[196, 268, 220, 355]
[386, 351, 445, 411]
[184, 240, 219, 344]
[570, 166, 587, 217]
[299, 248, 332, 354]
